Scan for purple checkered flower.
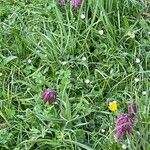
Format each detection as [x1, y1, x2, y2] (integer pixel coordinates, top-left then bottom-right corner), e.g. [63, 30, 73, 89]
[115, 113, 133, 141]
[42, 88, 57, 104]
[71, 0, 84, 9]
[60, 0, 67, 6]
[128, 103, 137, 118]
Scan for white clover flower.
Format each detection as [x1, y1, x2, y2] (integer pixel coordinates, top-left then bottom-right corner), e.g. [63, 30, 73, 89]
[142, 91, 147, 96]
[85, 79, 90, 84]
[127, 31, 135, 38]
[61, 61, 67, 65]
[101, 129, 105, 133]
[134, 78, 140, 83]
[28, 59, 32, 64]
[0, 72, 3, 76]
[81, 14, 85, 19]
[98, 30, 104, 35]
[82, 57, 87, 61]
[135, 58, 140, 64]
[122, 144, 127, 149]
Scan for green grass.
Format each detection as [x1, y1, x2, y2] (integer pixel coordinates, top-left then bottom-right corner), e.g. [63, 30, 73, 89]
[0, 0, 150, 149]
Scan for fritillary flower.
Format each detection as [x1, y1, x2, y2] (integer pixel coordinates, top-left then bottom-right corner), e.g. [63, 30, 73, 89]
[128, 103, 137, 118]
[115, 103, 137, 141]
[72, 0, 84, 9]
[42, 88, 57, 104]
[60, 0, 67, 6]
[115, 113, 133, 141]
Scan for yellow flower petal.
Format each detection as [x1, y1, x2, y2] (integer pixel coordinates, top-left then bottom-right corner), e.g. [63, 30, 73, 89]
[108, 101, 118, 112]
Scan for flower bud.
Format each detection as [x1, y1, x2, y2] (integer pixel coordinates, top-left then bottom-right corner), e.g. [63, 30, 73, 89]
[42, 89, 57, 104]
[128, 103, 137, 118]
[60, 0, 67, 6]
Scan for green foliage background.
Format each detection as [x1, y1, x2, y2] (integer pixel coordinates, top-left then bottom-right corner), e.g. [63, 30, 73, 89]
[0, 0, 149, 149]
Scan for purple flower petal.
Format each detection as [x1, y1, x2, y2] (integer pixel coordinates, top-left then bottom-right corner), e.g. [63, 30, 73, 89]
[128, 103, 137, 118]
[60, 0, 67, 6]
[42, 88, 57, 104]
[71, 0, 84, 9]
[115, 113, 133, 141]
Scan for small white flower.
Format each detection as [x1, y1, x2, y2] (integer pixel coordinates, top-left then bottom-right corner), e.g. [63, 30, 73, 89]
[123, 52, 128, 56]
[101, 129, 105, 133]
[130, 33, 135, 38]
[127, 31, 135, 38]
[142, 91, 147, 96]
[148, 32, 150, 35]
[80, 14, 85, 19]
[98, 30, 104, 35]
[134, 78, 140, 83]
[85, 79, 90, 84]
[135, 58, 140, 64]
[28, 59, 32, 64]
[61, 61, 67, 65]
[0, 72, 3, 76]
[110, 69, 114, 75]
[122, 144, 127, 149]
[82, 57, 87, 61]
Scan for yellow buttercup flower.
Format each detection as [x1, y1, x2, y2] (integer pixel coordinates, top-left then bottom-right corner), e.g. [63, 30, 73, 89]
[108, 101, 118, 112]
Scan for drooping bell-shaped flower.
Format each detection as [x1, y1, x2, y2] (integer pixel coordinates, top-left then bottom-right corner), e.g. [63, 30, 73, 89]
[71, 0, 84, 9]
[60, 0, 67, 6]
[128, 103, 137, 118]
[115, 113, 133, 141]
[42, 88, 57, 104]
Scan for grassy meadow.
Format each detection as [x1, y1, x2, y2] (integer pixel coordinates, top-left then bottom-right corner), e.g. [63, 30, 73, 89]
[0, 0, 150, 149]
